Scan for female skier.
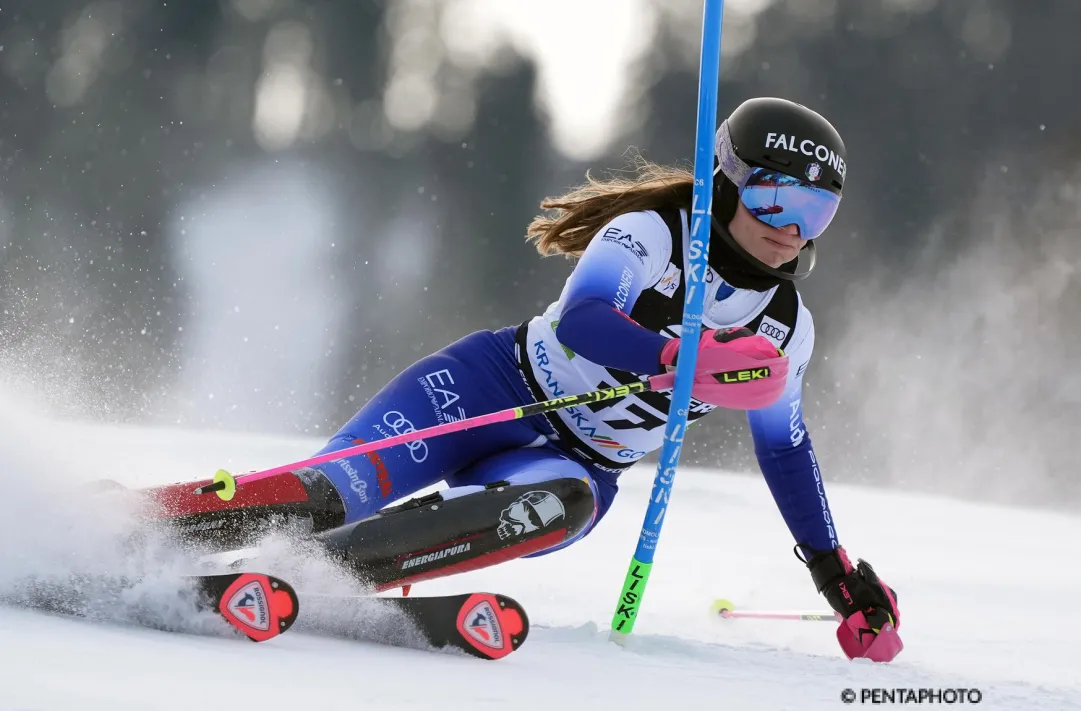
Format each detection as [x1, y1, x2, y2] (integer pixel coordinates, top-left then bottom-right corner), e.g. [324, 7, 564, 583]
[156, 97, 901, 663]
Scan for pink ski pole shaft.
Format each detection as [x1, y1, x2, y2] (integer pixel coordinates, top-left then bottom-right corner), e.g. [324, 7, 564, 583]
[194, 377, 662, 496]
[712, 599, 840, 622]
[193, 359, 782, 498]
[718, 609, 841, 622]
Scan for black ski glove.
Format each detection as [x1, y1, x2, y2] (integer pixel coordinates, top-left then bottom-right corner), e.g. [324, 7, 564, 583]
[796, 544, 903, 662]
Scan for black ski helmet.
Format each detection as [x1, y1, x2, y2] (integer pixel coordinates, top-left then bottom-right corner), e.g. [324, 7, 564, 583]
[710, 97, 847, 283]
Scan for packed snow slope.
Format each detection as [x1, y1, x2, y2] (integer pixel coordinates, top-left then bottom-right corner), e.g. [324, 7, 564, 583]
[1, 412, 1079, 711]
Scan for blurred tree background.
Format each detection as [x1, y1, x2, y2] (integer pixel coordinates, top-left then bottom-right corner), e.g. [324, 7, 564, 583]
[2, 0, 1079, 509]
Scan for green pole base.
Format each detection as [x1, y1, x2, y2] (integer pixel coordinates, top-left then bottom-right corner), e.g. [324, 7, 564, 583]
[609, 557, 653, 642]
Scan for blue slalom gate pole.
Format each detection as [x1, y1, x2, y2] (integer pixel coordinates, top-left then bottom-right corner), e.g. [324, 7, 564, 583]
[609, 0, 725, 642]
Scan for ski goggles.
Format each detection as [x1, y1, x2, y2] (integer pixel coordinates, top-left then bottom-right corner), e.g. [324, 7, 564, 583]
[737, 167, 841, 239]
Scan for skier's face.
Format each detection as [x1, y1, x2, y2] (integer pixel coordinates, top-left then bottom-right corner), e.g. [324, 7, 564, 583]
[728, 201, 806, 268]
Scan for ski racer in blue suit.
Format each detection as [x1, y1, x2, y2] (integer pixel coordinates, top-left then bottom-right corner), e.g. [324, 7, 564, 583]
[275, 98, 902, 662]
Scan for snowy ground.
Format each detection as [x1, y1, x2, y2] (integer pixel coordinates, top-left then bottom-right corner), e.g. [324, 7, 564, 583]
[1, 412, 1079, 710]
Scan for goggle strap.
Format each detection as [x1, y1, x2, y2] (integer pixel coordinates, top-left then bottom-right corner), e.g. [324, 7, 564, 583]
[714, 120, 753, 187]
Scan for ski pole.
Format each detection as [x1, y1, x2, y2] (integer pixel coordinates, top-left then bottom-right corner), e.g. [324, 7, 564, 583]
[711, 598, 839, 622]
[192, 374, 662, 498]
[193, 360, 775, 499]
[191, 354, 782, 499]
[719, 610, 839, 622]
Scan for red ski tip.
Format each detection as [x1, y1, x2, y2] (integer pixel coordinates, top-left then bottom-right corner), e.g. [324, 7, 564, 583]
[455, 593, 528, 660]
[217, 573, 298, 642]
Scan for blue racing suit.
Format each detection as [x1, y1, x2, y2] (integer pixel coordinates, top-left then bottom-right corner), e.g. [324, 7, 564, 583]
[312, 207, 840, 556]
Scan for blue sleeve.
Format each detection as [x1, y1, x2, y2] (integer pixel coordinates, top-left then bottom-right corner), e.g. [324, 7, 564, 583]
[554, 217, 670, 375]
[747, 360, 840, 553]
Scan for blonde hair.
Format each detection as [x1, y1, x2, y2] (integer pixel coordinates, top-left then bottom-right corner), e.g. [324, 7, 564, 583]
[525, 153, 694, 258]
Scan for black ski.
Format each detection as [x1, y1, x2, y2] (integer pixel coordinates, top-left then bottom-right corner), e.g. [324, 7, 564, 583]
[2, 572, 299, 643]
[298, 590, 529, 660]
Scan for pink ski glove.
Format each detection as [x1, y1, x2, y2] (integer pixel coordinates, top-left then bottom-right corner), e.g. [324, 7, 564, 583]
[653, 327, 789, 410]
[801, 545, 903, 663]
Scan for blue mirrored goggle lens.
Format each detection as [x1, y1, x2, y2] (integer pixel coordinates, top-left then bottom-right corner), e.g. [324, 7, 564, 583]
[738, 169, 841, 239]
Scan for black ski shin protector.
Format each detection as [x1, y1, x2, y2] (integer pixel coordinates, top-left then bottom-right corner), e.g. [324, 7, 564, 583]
[316, 477, 595, 591]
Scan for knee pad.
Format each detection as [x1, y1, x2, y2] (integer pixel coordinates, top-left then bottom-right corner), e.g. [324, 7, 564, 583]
[522, 474, 600, 558]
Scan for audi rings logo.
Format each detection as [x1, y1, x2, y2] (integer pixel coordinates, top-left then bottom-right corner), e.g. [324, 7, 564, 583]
[381, 411, 429, 463]
[758, 322, 787, 343]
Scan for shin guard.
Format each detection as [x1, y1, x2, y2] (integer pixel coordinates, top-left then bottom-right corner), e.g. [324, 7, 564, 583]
[317, 477, 595, 592]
